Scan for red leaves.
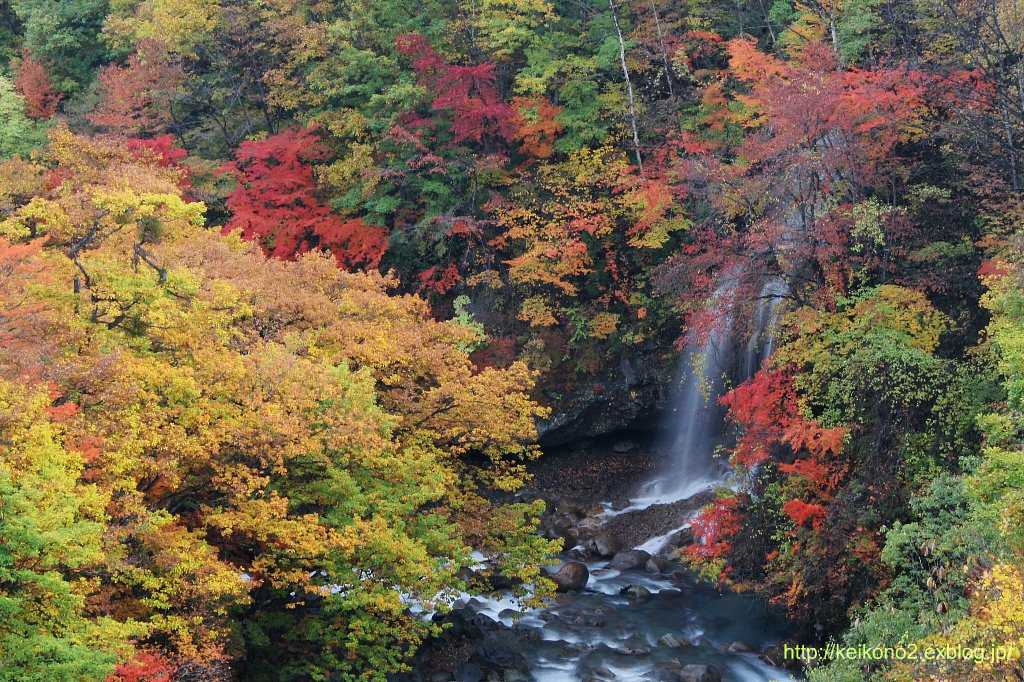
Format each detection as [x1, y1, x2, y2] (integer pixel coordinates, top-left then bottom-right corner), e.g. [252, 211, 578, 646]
[396, 33, 516, 146]
[89, 40, 181, 135]
[513, 97, 563, 159]
[686, 497, 744, 561]
[416, 264, 461, 295]
[12, 50, 62, 119]
[126, 135, 192, 194]
[220, 126, 388, 270]
[782, 499, 826, 529]
[107, 650, 175, 682]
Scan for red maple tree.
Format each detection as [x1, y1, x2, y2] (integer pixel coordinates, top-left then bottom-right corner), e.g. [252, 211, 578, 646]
[219, 125, 389, 269]
[12, 50, 62, 119]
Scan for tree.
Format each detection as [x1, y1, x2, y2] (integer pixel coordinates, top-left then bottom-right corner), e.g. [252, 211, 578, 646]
[0, 75, 48, 159]
[11, 49, 62, 119]
[0, 128, 554, 679]
[88, 40, 182, 136]
[0, 373, 132, 681]
[220, 125, 389, 269]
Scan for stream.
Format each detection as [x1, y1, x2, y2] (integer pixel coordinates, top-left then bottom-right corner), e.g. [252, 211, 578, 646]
[405, 277, 796, 681]
[459, 549, 797, 681]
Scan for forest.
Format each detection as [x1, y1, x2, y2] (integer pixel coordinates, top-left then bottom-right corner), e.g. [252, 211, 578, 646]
[1, 0, 1024, 680]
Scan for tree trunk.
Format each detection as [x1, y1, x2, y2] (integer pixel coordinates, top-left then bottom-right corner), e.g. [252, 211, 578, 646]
[609, 0, 644, 172]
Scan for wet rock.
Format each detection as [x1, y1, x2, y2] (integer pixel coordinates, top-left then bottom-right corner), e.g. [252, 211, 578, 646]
[646, 556, 670, 573]
[548, 512, 574, 531]
[555, 498, 583, 517]
[617, 645, 651, 655]
[497, 609, 520, 621]
[612, 438, 636, 453]
[549, 561, 589, 592]
[431, 674, 455, 682]
[611, 496, 632, 511]
[583, 503, 605, 517]
[657, 633, 691, 648]
[621, 584, 652, 600]
[600, 490, 716, 550]
[678, 664, 722, 682]
[486, 572, 519, 591]
[727, 640, 757, 653]
[760, 641, 805, 671]
[570, 612, 606, 627]
[593, 532, 622, 558]
[670, 527, 695, 547]
[479, 633, 526, 669]
[454, 662, 486, 682]
[503, 672, 528, 682]
[607, 549, 651, 570]
[583, 666, 616, 681]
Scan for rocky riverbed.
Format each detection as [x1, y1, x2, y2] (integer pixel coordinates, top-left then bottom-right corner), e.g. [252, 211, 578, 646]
[391, 441, 801, 682]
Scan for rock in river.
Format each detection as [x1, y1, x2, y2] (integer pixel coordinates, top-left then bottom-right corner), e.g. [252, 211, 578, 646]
[607, 549, 651, 570]
[621, 583, 652, 600]
[549, 561, 589, 592]
[679, 664, 722, 682]
[592, 532, 622, 558]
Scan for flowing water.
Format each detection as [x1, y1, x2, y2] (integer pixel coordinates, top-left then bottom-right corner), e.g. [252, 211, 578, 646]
[449, 278, 795, 681]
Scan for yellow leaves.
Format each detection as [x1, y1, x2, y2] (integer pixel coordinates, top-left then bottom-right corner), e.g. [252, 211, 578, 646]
[518, 295, 559, 327]
[104, 0, 222, 57]
[589, 311, 620, 339]
[851, 285, 949, 353]
[893, 563, 1024, 681]
[0, 130, 554, 674]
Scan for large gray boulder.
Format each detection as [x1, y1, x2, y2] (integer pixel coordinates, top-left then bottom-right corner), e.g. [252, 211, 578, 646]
[607, 549, 651, 570]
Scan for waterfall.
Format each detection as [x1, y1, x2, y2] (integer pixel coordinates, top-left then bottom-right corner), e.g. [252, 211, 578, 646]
[652, 277, 788, 502]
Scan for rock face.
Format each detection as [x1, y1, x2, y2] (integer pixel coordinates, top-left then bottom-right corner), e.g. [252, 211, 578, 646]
[535, 349, 674, 446]
[550, 561, 590, 592]
[679, 664, 722, 682]
[612, 438, 636, 453]
[607, 549, 652, 570]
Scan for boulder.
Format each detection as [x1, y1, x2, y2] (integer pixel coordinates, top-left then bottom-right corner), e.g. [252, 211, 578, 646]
[727, 640, 757, 653]
[593, 532, 622, 558]
[670, 527, 695, 547]
[503, 672, 529, 682]
[607, 549, 651, 570]
[657, 633, 691, 648]
[479, 633, 526, 669]
[621, 584, 652, 600]
[760, 641, 805, 671]
[549, 561, 589, 592]
[610, 496, 632, 511]
[679, 664, 722, 682]
[454, 663, 486, 682]
[646, 556, 670, 573]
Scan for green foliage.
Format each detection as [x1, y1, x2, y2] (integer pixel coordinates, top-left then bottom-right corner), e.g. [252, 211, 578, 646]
[0, 75, 48, 159]
[9, 0, 109, 92]
[0, 380, 132, 680]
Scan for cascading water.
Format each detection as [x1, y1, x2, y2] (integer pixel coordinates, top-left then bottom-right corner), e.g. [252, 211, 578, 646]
[650, 277, 789, 503]
[652, 307, 735, 501]
[427, 278, 797, 682]
[744, 277, 788, 380]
